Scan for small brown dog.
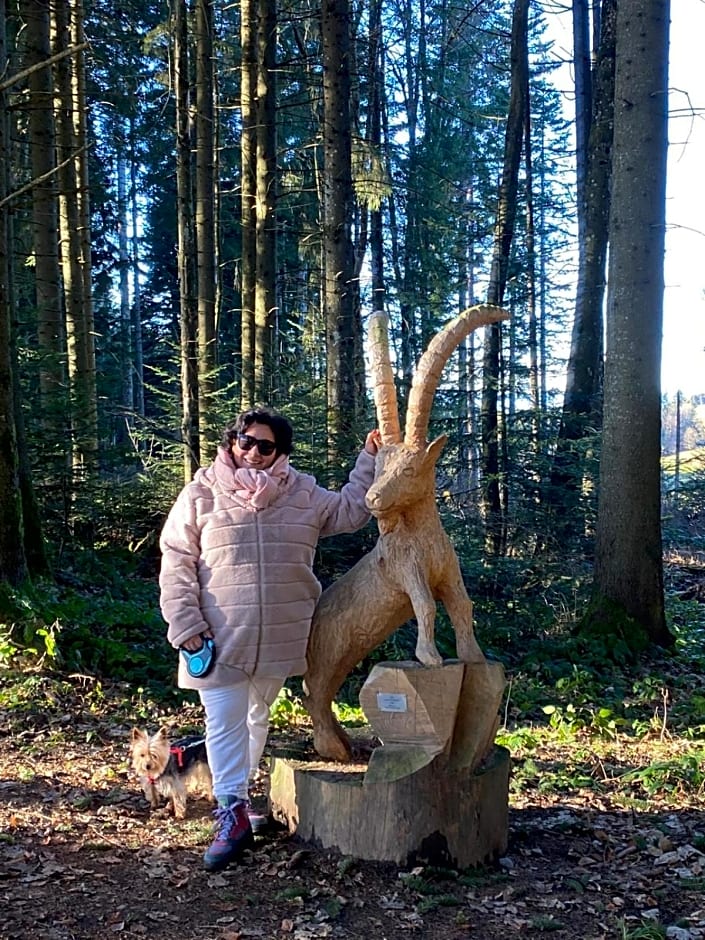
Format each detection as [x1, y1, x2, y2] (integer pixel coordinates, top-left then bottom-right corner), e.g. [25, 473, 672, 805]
[130, 727, 213, 819]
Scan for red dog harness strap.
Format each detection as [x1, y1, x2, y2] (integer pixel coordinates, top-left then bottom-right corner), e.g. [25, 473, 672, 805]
[170, 745, 186, 769]
[166, 736, 208, 775]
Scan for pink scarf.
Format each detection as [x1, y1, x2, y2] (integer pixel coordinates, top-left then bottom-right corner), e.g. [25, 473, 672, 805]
[233, 453, 290, 510]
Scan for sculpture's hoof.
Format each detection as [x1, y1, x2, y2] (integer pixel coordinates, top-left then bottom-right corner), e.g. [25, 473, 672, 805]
[415, 643, 443, 667]
[313, 729, 353, 763]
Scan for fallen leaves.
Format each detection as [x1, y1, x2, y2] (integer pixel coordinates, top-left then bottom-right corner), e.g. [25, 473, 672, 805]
[3, 689, 705, 940]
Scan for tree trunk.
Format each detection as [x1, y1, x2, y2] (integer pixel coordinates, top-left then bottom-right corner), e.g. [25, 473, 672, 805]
[572, 0, 591, 250]
[195, 0, 217, 437]
[592, 0, 671, 647]
[0, 2, 29, 586]
[54, 0, 97, 478]
[363, 0, 385, 407]
[12, 264, 50, 576]
[69, 0, 97, 473]
[174, 0, 199, 479]
[457, 245, 479, 500]
[547, 0, 616, 545]
[523, 100, 539, 444]
[395, 0, 422, 397]
[129, 115, 144, 420]
[254, 0, 277, 404]
[481, 0, 528, 556]
[322, 0, 356, 463]
[240, 0, 256, 408]
[22, 0, 65, 427]
[117, 151, 132, 442]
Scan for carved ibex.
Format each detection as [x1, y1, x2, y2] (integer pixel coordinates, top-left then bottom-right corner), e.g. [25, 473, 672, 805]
[303, 304, 511, 761]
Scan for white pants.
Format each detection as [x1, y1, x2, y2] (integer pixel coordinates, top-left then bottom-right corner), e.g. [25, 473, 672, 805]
[199, 676, 284, 803]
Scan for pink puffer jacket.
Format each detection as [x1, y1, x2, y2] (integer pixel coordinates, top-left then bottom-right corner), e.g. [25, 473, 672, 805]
[159, 447, 375, 689]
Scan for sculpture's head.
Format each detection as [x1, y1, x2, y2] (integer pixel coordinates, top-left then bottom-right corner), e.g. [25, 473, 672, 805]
[365, 437, 447, 517]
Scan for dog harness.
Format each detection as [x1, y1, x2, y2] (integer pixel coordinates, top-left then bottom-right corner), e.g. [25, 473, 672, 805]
[169, 735, 208, 771]
[147, 735, 207, 784]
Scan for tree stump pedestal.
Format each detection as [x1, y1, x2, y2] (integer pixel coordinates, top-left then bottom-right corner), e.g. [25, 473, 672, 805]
[269, 660, 510, 868]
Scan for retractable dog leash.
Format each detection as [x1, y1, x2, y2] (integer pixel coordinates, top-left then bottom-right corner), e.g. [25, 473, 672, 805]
[180, 636, 216, 678]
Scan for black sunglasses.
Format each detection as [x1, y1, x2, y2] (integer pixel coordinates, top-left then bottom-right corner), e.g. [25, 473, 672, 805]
[236, 433, 277, 456]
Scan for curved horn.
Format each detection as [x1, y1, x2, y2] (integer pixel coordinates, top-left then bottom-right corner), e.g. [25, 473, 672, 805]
[368, 312, 402, 444]
[404, 304, 511, 448]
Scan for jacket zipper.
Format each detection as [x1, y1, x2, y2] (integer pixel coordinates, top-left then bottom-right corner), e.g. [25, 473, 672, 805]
[253, 511, 263, 673]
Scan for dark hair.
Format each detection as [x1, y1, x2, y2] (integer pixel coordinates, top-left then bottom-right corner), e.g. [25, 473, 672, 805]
[221, 408, 294, 456]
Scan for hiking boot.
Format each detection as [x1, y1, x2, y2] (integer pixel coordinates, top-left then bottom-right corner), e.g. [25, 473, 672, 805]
[203, 799, 254, 872]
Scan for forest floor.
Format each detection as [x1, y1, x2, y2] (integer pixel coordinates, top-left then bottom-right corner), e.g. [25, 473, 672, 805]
[2, 673, 705, 940]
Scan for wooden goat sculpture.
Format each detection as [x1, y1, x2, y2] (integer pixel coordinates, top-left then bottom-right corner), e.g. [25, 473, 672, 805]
[303, 304, 511, 761]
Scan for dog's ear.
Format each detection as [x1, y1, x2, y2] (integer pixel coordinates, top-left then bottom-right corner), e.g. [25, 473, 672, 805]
[156, 726, 170, 741]
[131, 728, 147, 744]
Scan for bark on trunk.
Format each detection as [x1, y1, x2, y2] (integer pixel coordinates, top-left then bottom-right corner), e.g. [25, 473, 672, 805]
[0, 5, 29, 586]
[322, 0, 357, 462]
[240, 0, 256, 408]
[195, 0, 217, 436]
[481, 0, 528, 556]
[174, 0, 199, 479]
[23, 0, 65, 424]
[254, 0, 277, 404]
[592, 0, 671, 646]
[547, 0, 616, 544]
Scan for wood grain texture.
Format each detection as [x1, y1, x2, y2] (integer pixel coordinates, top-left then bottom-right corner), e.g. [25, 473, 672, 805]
[303, 306, 511, 762]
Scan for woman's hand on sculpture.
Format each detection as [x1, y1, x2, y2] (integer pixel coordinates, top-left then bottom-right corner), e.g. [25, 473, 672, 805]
[364, 429, 383, 455]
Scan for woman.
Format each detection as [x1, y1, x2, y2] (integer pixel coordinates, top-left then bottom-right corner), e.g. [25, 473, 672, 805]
[159, 407, 380, 871]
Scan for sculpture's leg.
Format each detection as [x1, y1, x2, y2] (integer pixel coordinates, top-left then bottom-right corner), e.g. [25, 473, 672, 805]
[439, 574, 485, 663]
[302, 668, 354, 761]
[407, 572, 443, 666]
[312, 705, 353, 762]
[303, 557, 415, 760]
